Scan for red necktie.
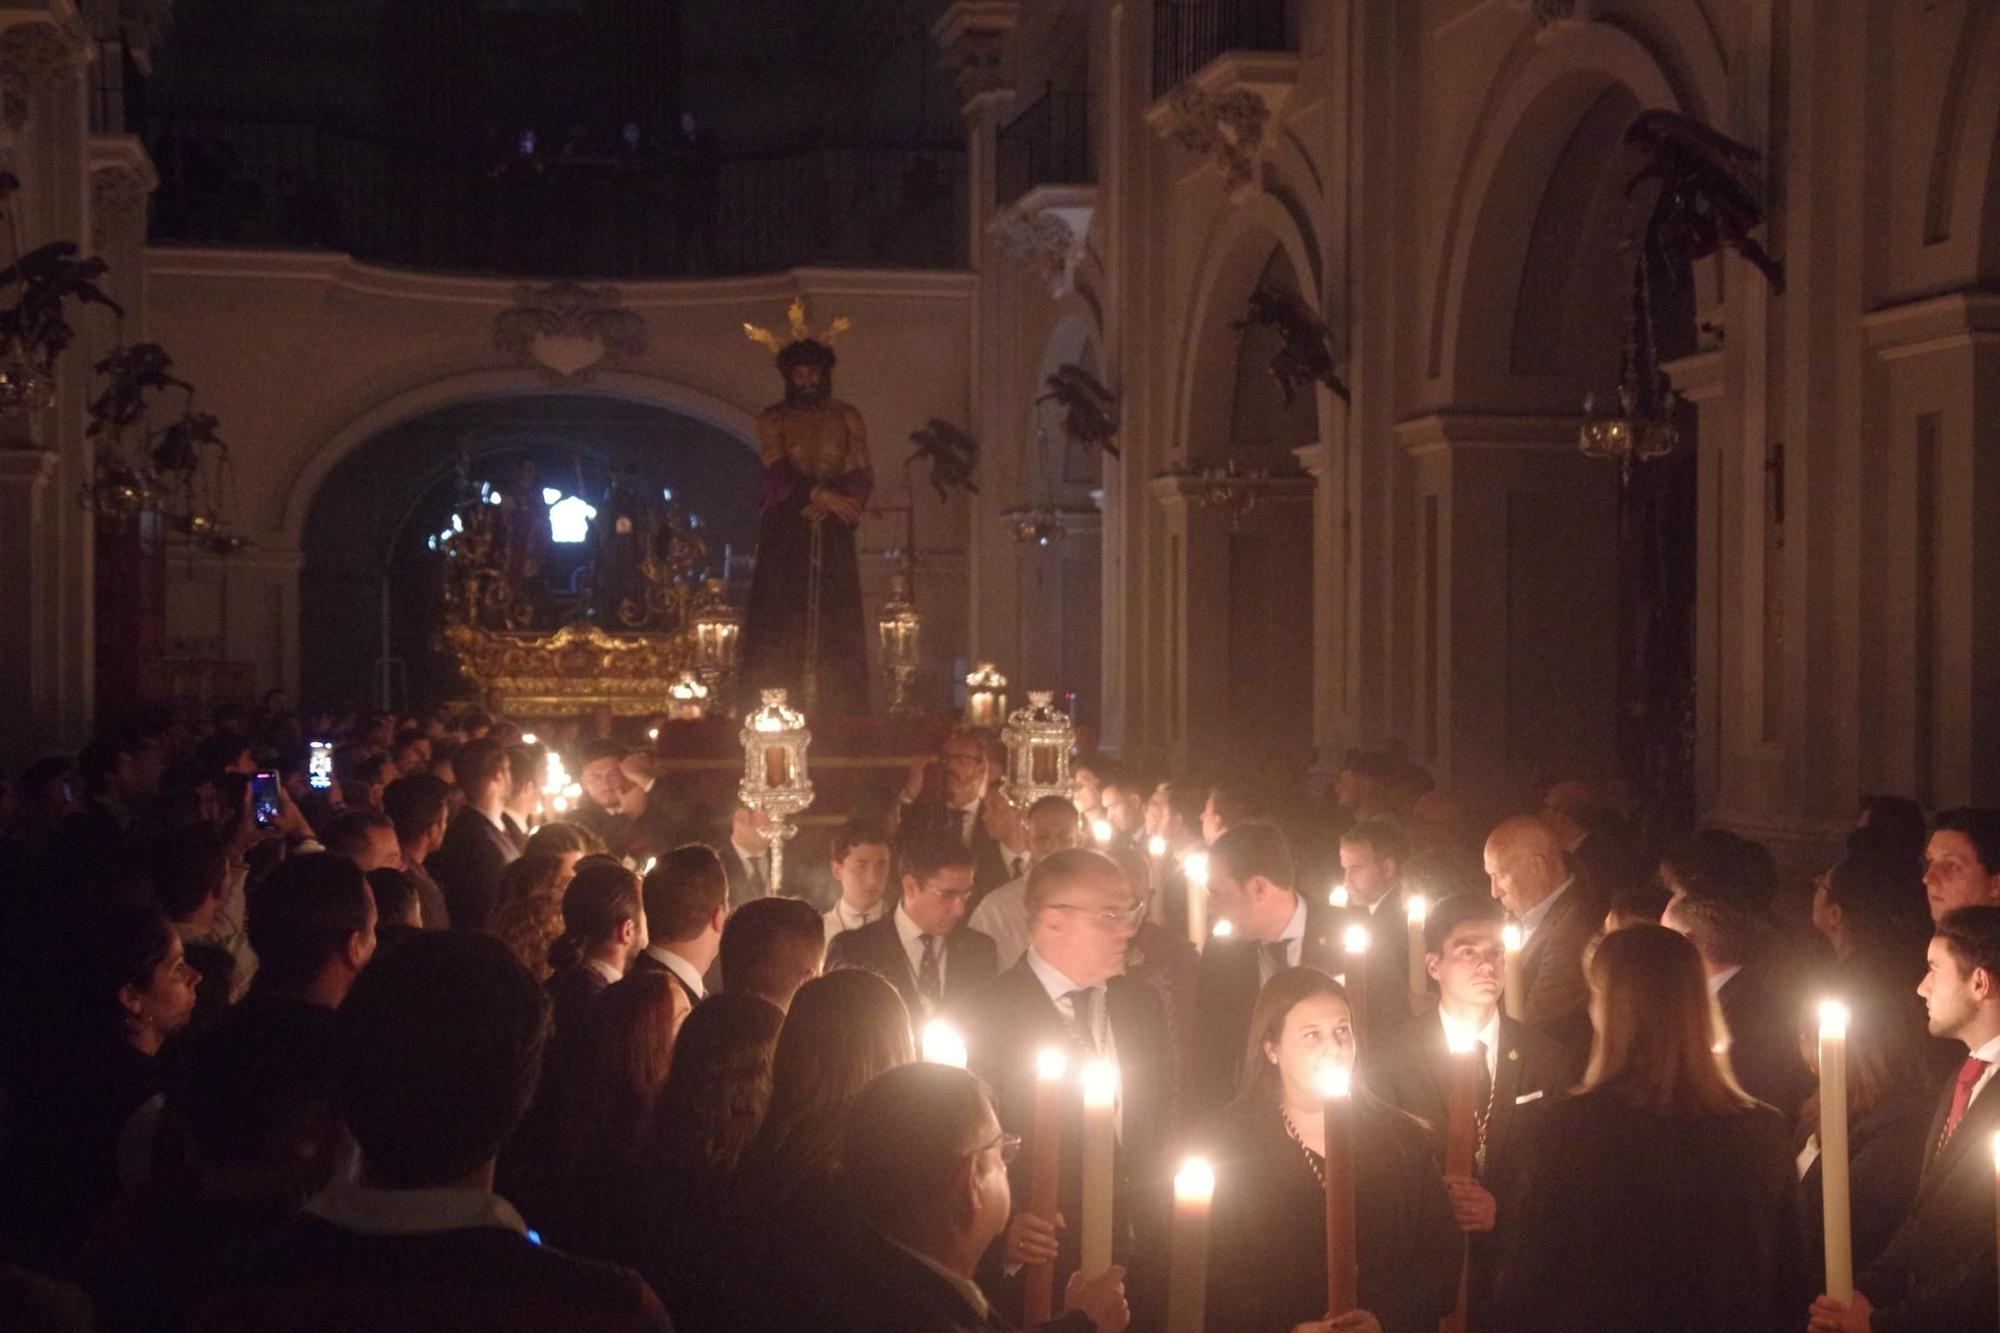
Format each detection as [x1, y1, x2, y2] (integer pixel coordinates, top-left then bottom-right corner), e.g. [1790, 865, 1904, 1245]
[1940, 1056, 1990, 1149]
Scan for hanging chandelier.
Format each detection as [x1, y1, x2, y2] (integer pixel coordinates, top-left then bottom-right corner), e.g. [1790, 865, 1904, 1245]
[1579, 247, 1684, 482]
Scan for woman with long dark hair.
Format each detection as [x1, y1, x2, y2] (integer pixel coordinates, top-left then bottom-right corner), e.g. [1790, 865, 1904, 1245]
[1201, 966, 1458, 1333]
[727, 970, 913, 1329]
[1500, 924, 1809, 1331]
[638, 992, 786, 1331]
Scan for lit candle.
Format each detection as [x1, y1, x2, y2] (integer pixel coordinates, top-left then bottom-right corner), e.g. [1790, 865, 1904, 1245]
[1442, 1026, 1480, 1177]
[520, 732, 538, 745]
[1167, 1156, 1214, 1333]
[1147, 834, 1168, 858]
[1080, 1059, 1118, 1275]
[1210, 918, 1233, 939]
[1185, 851, 1210, 949]
[1342, 924, 1371, 1035]
[920, 1019, 967, 1069]
[1405, 895, 1429, 1005]
[1318, 1063, 1358, 1317]
[1023, 1048, 1067, 1324]
[765, 747, 790, 789]
[1991, 1131, 2000, 1322]
[647, 726, 660, 741]
[1502, 924, 1524, 1022]
[1091, 817, 1115, 846]
[1329, 885, 1349, 909]
[1819, 1000, 1852, 1304]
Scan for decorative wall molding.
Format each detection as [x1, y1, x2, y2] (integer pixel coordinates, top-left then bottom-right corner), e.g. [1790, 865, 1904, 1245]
[86, 134, 157, 248]
[990, 184, 1096, 297]
[491, 281, 649, 381]
[1145, 53, 1298, 200]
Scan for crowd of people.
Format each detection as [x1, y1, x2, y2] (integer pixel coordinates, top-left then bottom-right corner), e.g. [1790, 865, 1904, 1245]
[0, 700, 1995, 1332]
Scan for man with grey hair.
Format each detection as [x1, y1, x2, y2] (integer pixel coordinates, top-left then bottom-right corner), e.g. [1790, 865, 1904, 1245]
[969, 795, 1084, 970]
[1484, 815, 1592, 1054]
[960, 848, 1170, 1326]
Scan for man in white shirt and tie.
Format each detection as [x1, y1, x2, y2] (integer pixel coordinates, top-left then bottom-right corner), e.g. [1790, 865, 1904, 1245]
[969, 795, 1081, 969]
[822, 819, 893, 942]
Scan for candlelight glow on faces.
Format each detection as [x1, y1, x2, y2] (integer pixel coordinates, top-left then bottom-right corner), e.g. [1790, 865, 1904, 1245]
[1429, 917, 1506, 1012]
[1035, 863, 1139, 986]
[1266, 992, 1357, 1106]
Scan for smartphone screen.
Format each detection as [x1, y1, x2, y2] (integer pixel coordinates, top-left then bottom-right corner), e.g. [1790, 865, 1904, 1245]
[252, 771, 282, 828]
[307, 740, 334, 791]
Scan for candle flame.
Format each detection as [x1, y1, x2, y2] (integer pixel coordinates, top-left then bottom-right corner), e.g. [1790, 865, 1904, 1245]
[1035, 1047, 1069, 1082]
[1081, 1058, 1119, 1107]
[1174, 1156, 1216, 1205]
[1183, 850, 1210, 887]
[647, 727, 660, 741]
[1091, 818, 1114, 845]
[1147, 834, 1168, 857]
[1329, 885, 1349, 909]
[1342, 924, 1371, 955]
[1818, 999, 1850, 1039]
[920, 1020, 968, 1069]
[520, 733, 538, 746]
[1211, 918, 1234, 939]
[1406, 894, 1428, 924]
[1502, 923, 1523, 953]
[1316, 1062, 1353, 1100]
[1443, 1023, 1478, 1056]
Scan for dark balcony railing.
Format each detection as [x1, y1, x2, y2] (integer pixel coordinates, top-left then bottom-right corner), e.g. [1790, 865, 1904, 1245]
[145, 114, 967, 279]
[1152, 0, 1292, 100]
[995, 84, 1093, 208]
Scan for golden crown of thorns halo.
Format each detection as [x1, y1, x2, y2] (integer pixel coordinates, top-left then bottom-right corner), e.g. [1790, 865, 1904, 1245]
[742, 297, 853, 355]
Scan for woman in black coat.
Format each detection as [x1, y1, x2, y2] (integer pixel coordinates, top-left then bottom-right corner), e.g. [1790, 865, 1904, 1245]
[1201, 967, 1460, 1333]
[1499, 924, 1810, 1333]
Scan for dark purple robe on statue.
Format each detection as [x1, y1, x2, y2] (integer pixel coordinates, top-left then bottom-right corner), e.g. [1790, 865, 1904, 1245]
[740, 456, 872, 716]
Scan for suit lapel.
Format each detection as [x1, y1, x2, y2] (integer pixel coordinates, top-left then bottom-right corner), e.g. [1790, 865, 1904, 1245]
[1486, 1021, 1529, 1170]
[872, 916, 920, 1006]
[1919, 1069, 2000, 1198]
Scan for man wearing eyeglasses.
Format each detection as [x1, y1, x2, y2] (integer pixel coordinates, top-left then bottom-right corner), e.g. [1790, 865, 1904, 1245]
[779, 1062, 1129, 1332]
[826, 827, 999, 1022]
[960, 848, 1172, 1329]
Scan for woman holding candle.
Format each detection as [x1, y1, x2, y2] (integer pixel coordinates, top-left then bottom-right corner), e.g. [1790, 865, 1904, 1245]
[1499, 924, 1808, 1332]
[1200, 967, 1458, 1333]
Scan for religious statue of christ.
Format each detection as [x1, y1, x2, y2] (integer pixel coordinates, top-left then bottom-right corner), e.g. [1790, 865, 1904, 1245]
[739, 301, 872, 715]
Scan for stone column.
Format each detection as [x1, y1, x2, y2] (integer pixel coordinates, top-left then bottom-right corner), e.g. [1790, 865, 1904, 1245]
[0, 7, 101, 756]
[1395, 413, 1620, 810]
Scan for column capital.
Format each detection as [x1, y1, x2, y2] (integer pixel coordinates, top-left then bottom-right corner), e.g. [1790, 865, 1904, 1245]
[87, 131, 155, 247]
[0, 4, 91, 132]
[930, 1, 1020, 117]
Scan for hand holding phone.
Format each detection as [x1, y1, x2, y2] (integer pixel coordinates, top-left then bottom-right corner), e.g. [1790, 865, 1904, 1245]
[251, 771, 283, 830]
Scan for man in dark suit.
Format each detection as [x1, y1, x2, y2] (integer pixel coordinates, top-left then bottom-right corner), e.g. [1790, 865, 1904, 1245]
[1337, 816, 1422, 1044]
[1191, 821, 1341, 1116]
[773, 1062, 1126, 1332]
[714, 803, 777, 906]
[426, 738, 520, 933]
[1484, 815, 1594, 1057]
[1814, 906, 2000, 1332]
[1663, 891, 1812, 1120]
[959, 848, 1169, 1327]
[632, 844, 729, 1008]
[901, 728, 1002, 866]
[384, 774, 453, 930]
[1366, 893, 1570, 1330]
[827, 827, 998, 1022]
[185, 933, 671, 1333]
